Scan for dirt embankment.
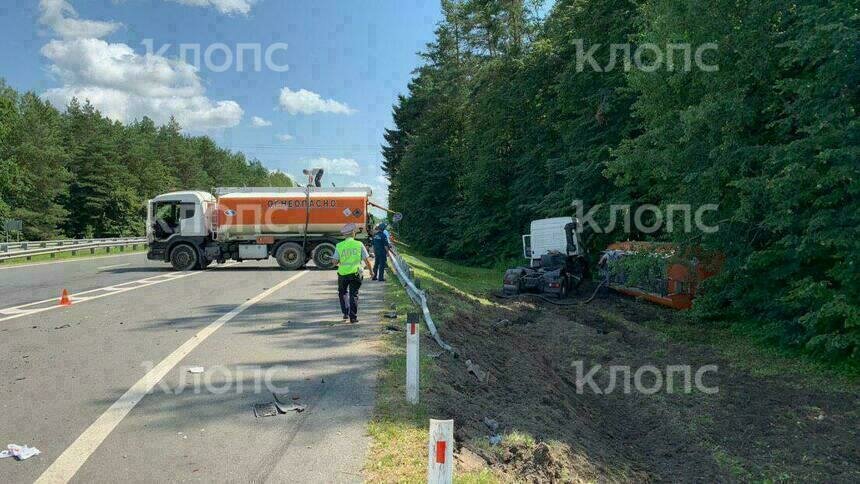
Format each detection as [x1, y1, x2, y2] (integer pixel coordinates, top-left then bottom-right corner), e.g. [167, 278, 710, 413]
[422, 285, 859, 483]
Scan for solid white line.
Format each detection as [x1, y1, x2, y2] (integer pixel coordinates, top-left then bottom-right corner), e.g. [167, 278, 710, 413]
[35, 270, 309, 484]
[0, 251, 145, 270]
[96, 263, 131, 270]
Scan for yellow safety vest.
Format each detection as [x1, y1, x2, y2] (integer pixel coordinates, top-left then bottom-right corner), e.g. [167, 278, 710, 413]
[336, 238, 363, 276]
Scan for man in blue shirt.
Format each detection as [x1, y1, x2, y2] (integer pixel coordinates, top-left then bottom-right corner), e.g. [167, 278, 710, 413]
[371, 223, 390, 282]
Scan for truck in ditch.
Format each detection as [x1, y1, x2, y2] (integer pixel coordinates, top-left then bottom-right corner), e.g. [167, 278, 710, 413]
[146, 186, 374, 271]
[502, 217, 589, 298]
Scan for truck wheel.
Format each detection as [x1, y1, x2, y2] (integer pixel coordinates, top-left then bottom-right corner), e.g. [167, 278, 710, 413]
[312, 243, 337, 270]
[170, 244, 198, 271]
[275, 242, 305, 270]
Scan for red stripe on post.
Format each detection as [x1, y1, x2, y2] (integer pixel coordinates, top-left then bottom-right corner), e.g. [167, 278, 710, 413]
[435, 441, 446, 464]
[410, 322, 416, 335]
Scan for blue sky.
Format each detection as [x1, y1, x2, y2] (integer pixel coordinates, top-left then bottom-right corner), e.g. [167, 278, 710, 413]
[0, 0, 444, 204]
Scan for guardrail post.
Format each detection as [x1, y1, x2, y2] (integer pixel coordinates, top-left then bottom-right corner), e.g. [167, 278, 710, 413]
[406, 312, 420, 405]
[427, 419, 454, 484]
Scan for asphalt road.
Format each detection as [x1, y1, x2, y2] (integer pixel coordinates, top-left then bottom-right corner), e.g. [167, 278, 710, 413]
[0, 252, 168, 308]
[0, 256, 383, 483]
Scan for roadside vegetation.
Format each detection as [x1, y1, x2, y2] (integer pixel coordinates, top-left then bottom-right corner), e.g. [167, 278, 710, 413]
[0, 81, 293, 241]
[369, 249, 859, 482]
[383, 0, 859, 363]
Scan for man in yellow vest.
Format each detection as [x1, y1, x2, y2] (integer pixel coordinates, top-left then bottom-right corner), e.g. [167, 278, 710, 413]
[332, 223, 374, 323]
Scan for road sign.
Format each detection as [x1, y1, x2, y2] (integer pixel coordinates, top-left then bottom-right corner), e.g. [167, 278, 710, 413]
[2, 219, 22, 232]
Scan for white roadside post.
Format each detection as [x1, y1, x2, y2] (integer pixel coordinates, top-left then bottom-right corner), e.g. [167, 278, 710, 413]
[406, 312, 420, 404]
[427, 419, 454, 484]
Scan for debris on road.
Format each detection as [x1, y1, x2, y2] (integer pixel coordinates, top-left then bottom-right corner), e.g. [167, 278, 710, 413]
[54, 324, 71, 330]
[383, 310, 398, 319]
[274, 401, 306, 413]
[253, 403, 279, 418]
[187, 366, 205, 374]
[0, 444, 41, 461]
[384, 324, 401, 332]
[272, 393, 306, 413]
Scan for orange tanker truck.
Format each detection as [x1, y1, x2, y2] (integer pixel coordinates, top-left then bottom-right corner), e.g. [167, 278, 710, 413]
[146, 186, 378, 271]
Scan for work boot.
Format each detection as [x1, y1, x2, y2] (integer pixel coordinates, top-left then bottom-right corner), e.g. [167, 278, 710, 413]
[350, 318, 358, 324]
[342, 314, 349, 321]
[371, 276, 377, 281]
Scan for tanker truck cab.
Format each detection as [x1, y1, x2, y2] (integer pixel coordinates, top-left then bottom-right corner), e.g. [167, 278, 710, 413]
[146, 191, 215, 270]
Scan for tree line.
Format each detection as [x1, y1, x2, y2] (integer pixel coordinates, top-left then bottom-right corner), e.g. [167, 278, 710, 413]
[0, 81, 292, 240]
[382, 0, 858, 360]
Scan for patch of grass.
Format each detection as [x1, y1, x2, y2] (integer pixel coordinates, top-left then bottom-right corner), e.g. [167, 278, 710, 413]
[399, 251, 502, 307]
[640, 318, 860, 392]
[504, 431, 537, 447]
[0, 245, 146, 266]
[712, 447, 752, 480]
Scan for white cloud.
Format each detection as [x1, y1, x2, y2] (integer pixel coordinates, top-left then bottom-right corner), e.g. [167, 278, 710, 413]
[251, 116, 272, 127]
[166, 0, 257, 15]
[375, 175, 389, 186]
[304, 157, 360, 176]
[39, 0, 121, 39]
[276, 133, 294, 142]
[278, 87, 354, 115]
[38, 4, 243, 131]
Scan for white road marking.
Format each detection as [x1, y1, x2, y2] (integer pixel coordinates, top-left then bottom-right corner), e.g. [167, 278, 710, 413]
[0, 264, 237, 323]
[96, 263, 131, 270]
[35, 270, 309, 484]
[0, 251, 145, 270]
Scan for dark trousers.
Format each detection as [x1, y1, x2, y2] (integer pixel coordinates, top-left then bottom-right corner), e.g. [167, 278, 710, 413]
[337, 272, 362, 319]
[373, 250, 388, 280]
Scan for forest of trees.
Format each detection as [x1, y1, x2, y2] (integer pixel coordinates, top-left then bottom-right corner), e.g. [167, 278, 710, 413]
[0, 81, 292, 240]
[383, 0, 858, 360]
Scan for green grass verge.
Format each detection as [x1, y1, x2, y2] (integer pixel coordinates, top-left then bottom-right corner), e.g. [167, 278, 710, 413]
[0, 246, 147, 266]
[641, 316, 860, 390]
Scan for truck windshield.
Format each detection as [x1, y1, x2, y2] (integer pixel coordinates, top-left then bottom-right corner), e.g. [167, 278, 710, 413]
[152, 201, 180, 239]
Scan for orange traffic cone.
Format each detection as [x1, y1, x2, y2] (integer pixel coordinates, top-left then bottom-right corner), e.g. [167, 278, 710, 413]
[59, 289, 72, 306]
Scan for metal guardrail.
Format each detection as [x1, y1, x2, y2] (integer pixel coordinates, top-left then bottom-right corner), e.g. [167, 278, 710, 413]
[0, 237, 144, 253]
[388, 246, 453, 353]
[0, 237, 147, 262]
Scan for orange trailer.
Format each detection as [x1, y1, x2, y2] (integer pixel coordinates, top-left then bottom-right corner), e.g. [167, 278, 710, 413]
[599, 241, 722, 310]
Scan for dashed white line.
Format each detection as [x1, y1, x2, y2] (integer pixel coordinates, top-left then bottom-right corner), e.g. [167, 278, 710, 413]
[0, 264, 236, 323]
[34, 270, 309, 484]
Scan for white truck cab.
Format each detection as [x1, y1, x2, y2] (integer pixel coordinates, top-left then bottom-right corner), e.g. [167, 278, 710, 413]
[504, 217, 588, 298]
[146, 191, 215, 243]
[522, 217, 583, 268]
